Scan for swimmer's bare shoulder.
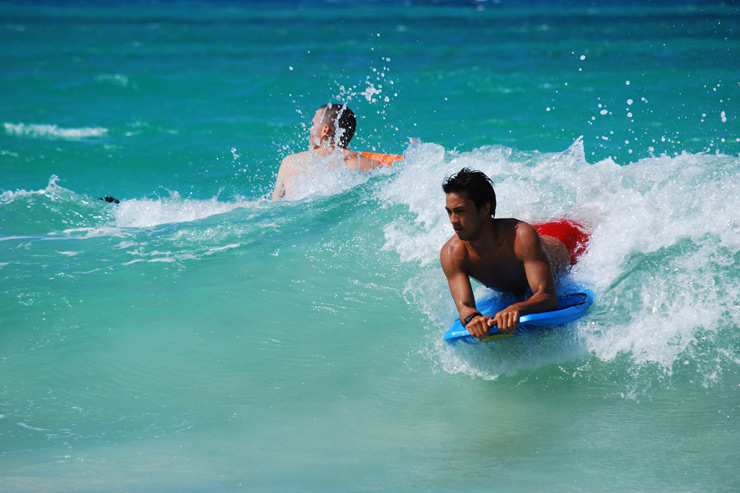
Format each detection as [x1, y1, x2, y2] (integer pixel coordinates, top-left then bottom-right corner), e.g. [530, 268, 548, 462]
[343, 150, 382, 173]
[272, 151, 310, 200]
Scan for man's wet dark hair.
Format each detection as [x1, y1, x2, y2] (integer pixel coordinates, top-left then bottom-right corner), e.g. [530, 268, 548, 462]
[442, 168, 497, 217]
[319, 103, 356, 148]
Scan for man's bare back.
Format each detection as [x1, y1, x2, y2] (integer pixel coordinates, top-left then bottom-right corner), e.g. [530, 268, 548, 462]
[272, 104, 380, 200]
[272, 147, 379, 199]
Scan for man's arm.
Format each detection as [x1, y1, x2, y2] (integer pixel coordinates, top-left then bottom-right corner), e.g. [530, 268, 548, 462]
[344, 150, 382, 173]
[356, 153, 382, 173]
[272, 155, 299, 200]
[493, 223, 558, 332]
[440, 240, 496, 339]
[272, 175, 286, 200]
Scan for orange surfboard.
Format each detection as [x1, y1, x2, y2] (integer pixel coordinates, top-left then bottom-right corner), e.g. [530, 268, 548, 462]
[359, 152, 403, 166]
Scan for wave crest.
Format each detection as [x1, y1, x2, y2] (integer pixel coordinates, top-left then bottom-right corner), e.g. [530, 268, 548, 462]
[4, 122, 108, 140]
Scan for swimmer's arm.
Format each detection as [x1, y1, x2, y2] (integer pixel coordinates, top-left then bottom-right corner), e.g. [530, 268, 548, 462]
[495, 224, 558, 331]
[355, 153, 382, 173]
[272, 156, 298, 200]
[440, 241, 495, 339]
[272, 179, 285, 200]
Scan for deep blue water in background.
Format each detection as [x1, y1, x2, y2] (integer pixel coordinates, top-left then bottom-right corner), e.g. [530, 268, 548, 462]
[2, 1, 739, 490]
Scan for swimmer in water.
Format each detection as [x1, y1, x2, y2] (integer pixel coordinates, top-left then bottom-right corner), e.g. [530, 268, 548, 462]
[272, 103, 380, 200]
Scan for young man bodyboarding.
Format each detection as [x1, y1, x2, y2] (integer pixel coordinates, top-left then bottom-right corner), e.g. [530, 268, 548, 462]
[440, 168, 589, 339]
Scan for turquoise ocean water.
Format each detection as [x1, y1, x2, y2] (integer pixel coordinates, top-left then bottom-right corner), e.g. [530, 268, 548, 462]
[2, 0, 739, 490]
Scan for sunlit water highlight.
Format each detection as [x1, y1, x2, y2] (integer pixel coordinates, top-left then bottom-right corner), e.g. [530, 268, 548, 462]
[2, 0, 739, 490]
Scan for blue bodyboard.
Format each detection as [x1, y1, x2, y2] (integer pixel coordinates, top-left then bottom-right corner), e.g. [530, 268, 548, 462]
[444, 290, 594, 345]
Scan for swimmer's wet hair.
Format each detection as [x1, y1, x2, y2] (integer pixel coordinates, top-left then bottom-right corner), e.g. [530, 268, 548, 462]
[319, 103, 356, 148]
[442, 168, 497, 217]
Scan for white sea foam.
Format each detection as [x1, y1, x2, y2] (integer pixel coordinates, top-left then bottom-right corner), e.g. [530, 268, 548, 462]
[274, 153, 371, 202]
[94, 73, 131, 87]
[4, 122, 108, 140]
[113, 193, 247, 228]
[380, 139, 740, 378]
[0, 175, 81, 207]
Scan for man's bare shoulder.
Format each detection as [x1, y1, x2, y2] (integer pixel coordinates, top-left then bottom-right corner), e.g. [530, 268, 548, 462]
[511, 220, 544, 258]
[495, 218, 534, 239]
[339, 149, 381, 172]
[440, 235, 469, 268]
[512, 220, 538, 240]
[277, 151, 314, 179]
[495, 217, 523, 232]
[281, 151, 311, 167]
[355, 152, 382, 172]
[273, 151, 312, 200]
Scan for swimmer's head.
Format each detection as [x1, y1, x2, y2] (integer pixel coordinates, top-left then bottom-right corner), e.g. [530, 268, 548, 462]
[312, 103, 356, 148]
[442, 168, 497, 218]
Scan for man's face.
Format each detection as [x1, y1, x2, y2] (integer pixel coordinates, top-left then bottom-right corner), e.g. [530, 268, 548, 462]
[309, 109, 329, 148]
[445, 191, 488, 242]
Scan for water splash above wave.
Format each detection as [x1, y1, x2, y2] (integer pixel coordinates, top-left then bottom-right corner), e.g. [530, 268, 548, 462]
[379, 140, 740, 380]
